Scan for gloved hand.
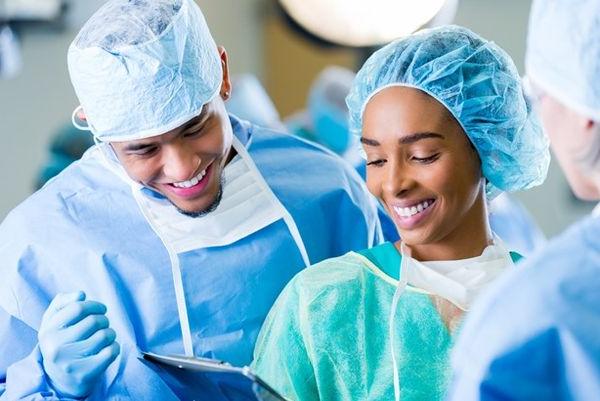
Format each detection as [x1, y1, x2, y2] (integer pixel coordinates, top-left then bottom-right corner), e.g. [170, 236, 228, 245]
[39, 291, 120, 399]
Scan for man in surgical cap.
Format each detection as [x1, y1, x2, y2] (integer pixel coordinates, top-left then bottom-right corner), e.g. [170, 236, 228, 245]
[448, 1, 600, 400]
[0, 0, 383, 399]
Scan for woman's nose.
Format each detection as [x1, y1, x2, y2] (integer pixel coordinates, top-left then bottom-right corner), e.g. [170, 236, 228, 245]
[382, 159, 415, 198]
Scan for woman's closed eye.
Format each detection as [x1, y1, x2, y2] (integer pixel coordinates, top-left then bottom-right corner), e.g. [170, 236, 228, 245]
[366, 158, 387, 167]
[412, 153, 440, 164]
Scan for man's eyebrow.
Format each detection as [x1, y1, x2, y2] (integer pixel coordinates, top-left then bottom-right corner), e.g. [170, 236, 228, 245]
[123, 141, 157, 152]
[360, 132, 445, 147]
[122, 107, 210, 152]
[182, 106, 208, 131]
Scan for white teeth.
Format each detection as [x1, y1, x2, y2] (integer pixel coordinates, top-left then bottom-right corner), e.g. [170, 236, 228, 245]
[393, 200, 434, 218]
[172, 169, 206, 188]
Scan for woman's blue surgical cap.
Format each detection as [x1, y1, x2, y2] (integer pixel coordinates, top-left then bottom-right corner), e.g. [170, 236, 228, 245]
[347, 25, 550, 198]
[68, 0, 222, 142]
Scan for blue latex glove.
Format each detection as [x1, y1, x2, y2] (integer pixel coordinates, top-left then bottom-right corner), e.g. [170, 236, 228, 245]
[39, 291, 120, 398]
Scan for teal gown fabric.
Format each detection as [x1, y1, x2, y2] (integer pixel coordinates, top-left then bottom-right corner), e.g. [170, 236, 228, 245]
[253, 242, 521, 401]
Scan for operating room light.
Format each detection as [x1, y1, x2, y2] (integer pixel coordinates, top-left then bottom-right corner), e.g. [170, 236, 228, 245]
[1, 0, 62, 20]
[278, 0, 448, 47]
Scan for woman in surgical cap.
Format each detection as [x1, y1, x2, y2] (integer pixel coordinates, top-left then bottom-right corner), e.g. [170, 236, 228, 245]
[252, 25, 549, 401]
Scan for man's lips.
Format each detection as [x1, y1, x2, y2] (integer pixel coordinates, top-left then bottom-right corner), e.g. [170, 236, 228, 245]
[160, 163, 214, 199]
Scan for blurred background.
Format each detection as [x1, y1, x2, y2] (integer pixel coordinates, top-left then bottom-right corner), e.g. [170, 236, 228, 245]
[0, 0, 595, 236]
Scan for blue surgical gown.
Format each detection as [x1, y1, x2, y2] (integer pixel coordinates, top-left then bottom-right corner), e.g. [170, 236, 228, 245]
[0, 115, 382, 400]
[448, 215, 600, 401]
[488, 193, 546, 256]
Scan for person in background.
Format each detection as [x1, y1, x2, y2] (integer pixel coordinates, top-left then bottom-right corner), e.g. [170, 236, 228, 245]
[225, 73, 286, 132]
[35, 123, 95, 189]
[487, 192, 546, 256]
[0, 0, 383, 399]
[252, 25, 549, 401]
[286, 66, 366, 176]
[448, 1, 600, 399]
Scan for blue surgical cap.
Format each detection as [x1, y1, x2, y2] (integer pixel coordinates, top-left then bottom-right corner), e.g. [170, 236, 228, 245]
[527, 0, 600, 120]
[347, 25, 550, 198]
[68, 0, 222, 142]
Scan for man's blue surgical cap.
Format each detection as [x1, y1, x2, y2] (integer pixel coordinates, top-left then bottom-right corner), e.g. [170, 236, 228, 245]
[347, 25, 550, 198]
[68, 0, 222, 142]
[527, 0, 600, 121]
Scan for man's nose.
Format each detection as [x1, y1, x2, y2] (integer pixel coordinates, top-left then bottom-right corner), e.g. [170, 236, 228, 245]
[162, 144, 201, 182]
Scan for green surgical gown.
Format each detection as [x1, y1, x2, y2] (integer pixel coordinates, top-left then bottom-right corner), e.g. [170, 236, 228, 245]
[252, 242, 521, 401]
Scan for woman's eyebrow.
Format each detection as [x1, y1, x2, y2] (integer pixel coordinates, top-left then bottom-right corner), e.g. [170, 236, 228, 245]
[360, 132, 445, 147]
[398, 132, 445, 144]
[360, 137, 380, 146]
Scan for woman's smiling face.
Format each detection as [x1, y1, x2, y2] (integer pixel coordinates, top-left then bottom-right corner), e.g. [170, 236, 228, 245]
[362, 86, 487, 254]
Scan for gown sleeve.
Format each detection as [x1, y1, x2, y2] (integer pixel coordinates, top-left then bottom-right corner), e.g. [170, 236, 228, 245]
[252, 277, 320, 401]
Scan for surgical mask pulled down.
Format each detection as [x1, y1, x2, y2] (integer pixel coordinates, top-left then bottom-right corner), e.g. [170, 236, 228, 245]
[388, 235, 514, 401]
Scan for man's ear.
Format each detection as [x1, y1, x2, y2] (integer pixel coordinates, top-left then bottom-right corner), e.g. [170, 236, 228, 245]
[218, 46, 231, 101]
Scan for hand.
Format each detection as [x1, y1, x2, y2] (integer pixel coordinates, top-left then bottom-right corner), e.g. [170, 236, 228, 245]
[39, 291, 120, 398]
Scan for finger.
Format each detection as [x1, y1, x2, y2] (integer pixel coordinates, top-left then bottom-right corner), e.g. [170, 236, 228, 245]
[44, 292, 86, 317]
[60, 314, 109, 343]
[49, 301, 107, 330]
[77, 342, 120, 382]
[41, 292, 86, 330]
[63, 328, 117, 358]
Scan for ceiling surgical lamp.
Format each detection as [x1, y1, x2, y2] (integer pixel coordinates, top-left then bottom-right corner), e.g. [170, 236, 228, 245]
[278, 0, 458, 48]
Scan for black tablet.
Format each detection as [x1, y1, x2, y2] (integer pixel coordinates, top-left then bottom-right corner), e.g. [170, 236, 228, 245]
[141, 352, 286, 401]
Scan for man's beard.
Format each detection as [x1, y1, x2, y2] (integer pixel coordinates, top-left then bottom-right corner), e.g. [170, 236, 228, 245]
[173, 175, 225, 218]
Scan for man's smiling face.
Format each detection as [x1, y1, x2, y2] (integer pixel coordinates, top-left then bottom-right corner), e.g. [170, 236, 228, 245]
[111, 99, 234, 216]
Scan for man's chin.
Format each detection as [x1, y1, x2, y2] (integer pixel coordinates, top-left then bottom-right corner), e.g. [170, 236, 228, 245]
[172, 182, 224, 218]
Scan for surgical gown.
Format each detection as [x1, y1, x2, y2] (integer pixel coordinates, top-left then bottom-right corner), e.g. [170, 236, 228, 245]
[252, 242, 522, 401]
[448, 215, 600, 401]
[0, 115, 382, 400]
[488, 193, 546, 256]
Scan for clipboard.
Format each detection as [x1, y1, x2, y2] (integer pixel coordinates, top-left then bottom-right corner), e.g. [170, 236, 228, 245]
[141, 352, 286, 401]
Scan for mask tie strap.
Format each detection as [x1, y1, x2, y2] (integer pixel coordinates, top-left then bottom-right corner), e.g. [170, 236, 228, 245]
[71, 105, 92, 131]
[389, 242, 410, 401]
